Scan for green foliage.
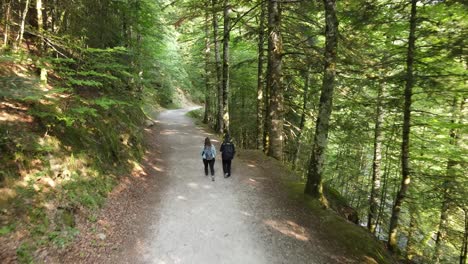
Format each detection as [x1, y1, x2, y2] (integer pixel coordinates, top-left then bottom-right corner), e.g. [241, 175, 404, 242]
[16, 242, 35, 264]
[48, 227, 80, 248]
[0, 0, 179, 260]
[0, 224, 15, 236]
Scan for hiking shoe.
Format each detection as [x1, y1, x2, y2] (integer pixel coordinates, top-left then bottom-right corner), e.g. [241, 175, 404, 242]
[211, 176, 215, 181]
[224, 173, 228, 178]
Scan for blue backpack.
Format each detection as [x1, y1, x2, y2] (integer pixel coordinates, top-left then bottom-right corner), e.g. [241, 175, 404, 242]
[204, 146, 214, 160]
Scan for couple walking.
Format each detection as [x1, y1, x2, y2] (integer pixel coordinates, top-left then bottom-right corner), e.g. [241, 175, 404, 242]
[201, 134, 236, 181]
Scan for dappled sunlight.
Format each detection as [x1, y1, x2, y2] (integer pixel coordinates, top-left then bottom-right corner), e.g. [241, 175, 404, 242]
[264, 219, 310, 242]
[240, 211, 253, 217]
[363, 256, 379, 264]
[160, 129, 180, 135]
[177, 195, 187, 201]
[0, 102, 34, 123]
[151, 165, 164, 172]
[247, 164, 257, 168]
[187, 182, 199, 189]
[202, 185, 212, 189]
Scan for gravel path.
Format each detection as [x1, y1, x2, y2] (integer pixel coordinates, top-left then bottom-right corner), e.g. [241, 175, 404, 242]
[116, 108, 345, 264]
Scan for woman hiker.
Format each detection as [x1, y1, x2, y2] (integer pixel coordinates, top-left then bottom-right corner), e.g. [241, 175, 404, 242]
[201, 137, 217, 181]
[220, 134, 236, 178]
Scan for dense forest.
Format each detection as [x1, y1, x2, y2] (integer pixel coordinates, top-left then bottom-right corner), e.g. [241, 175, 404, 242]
[0, 0, 467, 263]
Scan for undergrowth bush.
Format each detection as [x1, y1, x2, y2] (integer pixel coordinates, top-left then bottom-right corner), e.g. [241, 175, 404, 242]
[0, 49, 149, 259]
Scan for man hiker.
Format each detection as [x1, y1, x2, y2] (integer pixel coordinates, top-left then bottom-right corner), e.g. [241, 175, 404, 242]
[220, 134, 235, 178]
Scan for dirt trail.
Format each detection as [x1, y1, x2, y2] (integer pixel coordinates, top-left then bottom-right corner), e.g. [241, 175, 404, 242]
[113, 108, 351, 264]
[51, 107, 365, 264]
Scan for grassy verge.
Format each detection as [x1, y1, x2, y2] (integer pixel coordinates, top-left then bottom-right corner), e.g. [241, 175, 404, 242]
[285, 182, 394, 264]
[186, 108, 203, 123]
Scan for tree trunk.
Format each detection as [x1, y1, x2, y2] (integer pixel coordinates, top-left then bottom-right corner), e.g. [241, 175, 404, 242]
[387, 0, 417, 252]
[292, 68, 310, 170]
[3, 0, 11, 48]
[368, 84, 384, 233]
[222, 0, 231, 134]
[461, 209, 468, 264]
[256, 0, 266, 150]
[16, 0, 31, 50]
[304, 0, 338, 205]
[406, 204, 417, 260]
[36, 0, 47, 85]
[203, 1, 211, 124]
[212, 0, 223, 133]
[266, 0, 283, 160]
[434, 96, 463, 263]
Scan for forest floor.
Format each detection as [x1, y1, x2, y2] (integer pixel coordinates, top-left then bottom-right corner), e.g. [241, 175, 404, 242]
[41, 107, 394, 264]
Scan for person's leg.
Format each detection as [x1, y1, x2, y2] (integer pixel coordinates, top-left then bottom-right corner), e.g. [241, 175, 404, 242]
[209, 159, 215, 176]
[222, 159, 227, 174]
[227, 159, 232, 176]
[203, 159, 208, 176]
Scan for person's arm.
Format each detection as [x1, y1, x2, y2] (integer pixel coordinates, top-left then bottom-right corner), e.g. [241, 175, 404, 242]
[220, 143, 224, 152]
[212, 145, 217, 157]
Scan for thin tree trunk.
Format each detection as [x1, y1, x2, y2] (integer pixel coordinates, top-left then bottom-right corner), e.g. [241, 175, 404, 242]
[16, 0, 31, 50]
[387, 0, 417, 252]
[3, 0, 11, 48]
[36, 0, 47, 85]
[203, 1, 211, 124]
[406, 204, 417, 260]
[368, 84, 385, 233]
[461, 209, 468, 264]
[222, 0, 230, 134]
[304, 0, 338, 205]
[266, 0, 283, 160]
[376, 138, 392, 237]
[212, 0, 223, 133]
[256, 0, 266, 150]
[292, 69, 310, 170]
[263, 67, 270, 152]
[434, 97, 463, 263]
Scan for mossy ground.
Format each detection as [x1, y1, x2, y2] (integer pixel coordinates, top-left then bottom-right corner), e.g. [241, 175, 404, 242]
[286, 182, 395, 264]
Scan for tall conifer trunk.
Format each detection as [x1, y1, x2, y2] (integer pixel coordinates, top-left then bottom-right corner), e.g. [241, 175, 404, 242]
[256, 0, 266, 150]
[388, 0, 417, 252]
[222, 0, 231, 134]
[212, 0, 223, 133]
[304, 0, 338, 204]
[266, 0, 283, 160]
[203, 1, 211, 124]
[292, 68, 310, 170]
[368, 84, 384, 233]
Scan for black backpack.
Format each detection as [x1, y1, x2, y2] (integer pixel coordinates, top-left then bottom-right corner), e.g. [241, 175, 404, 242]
[223, 143, 234, 159]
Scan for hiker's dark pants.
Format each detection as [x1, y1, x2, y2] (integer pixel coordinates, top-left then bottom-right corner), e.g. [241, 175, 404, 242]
[222, 159, 232, 175]
[203, 159, 215, 176]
